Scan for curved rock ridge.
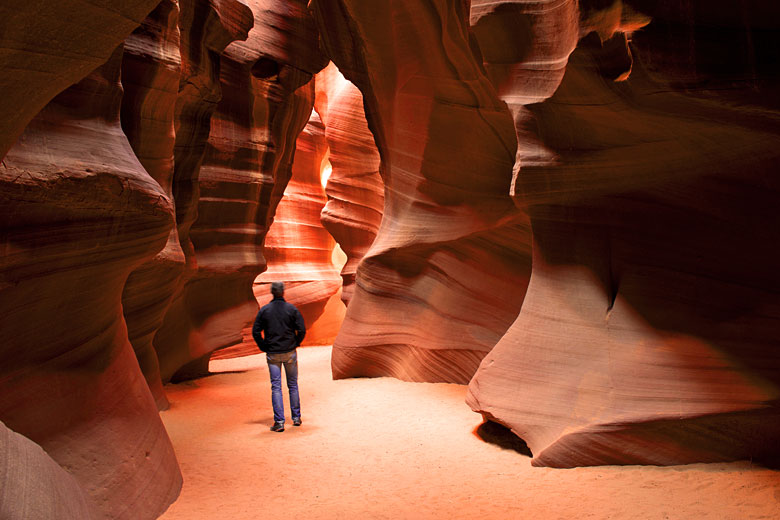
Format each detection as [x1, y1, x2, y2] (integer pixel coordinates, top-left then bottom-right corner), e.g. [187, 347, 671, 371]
[0, 421, 99, 520]
[315, 63, 384, 306]
[467, 4, 780, 467]
[255, 110, 345, 346]
[120, 0, 186, 411]
[152, 0, 256, 383]
[0, 47, 181, 519]
[312, 0, 532, 383]
[0, 0, 162, 160]
[156, 0, 327, 381]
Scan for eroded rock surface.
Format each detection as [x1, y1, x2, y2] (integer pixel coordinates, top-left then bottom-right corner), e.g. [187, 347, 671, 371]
[313, 0, 532, 384]
[0, 48, 181, 519]
[316, 63, 384, 306]
[0, 421, 99, 520]
[467, 2, 780, 467]
[256, 110, 345, 346]
[0, 0, 161, 160]
[156, 0, 327, 381]
[121, 0, 187, 410]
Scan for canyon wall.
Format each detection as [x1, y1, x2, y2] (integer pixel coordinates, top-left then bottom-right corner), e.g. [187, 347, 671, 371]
[467, 1, 780, 467]
[0, 46, 181, 519]
[316, 63, 385, 307]
[0, 0, 162, 160]
[120, 0, 187, 410]
[155, 0, 327, 381]
[1, 7, 779, 517]
[0, 421, 99, 519]
[0, 0, 327, 515]
[312, 0, 533, 384]
[255, 110, 346, 346]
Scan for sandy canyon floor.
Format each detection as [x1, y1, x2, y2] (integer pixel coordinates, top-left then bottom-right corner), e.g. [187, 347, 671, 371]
[159, 346, 780, 519]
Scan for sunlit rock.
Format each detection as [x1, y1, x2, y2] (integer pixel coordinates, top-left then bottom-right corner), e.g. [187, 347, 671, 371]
[156, 0, 327, 381]
[0, 47, 181, 519]
[467, 2, 780, 467]
[256, 110, 345, 346]
[312, 0, 532, 384]
[315, 63, 384, 306]
[120, 0, 186, 411]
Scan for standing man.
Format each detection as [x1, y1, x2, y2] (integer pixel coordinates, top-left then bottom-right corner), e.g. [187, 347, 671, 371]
[252, 281, 306, 432]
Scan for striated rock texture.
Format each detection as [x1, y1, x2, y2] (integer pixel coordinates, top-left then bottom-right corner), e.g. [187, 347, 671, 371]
[0, 0, 162, 160]
[120, 0, 186, 410]
[156, 0, 327, 381]
[312, 0, 532, 383]
[0, 421, 99, 520]
[151, 0, 255, 382]
[256, 110, 345, 346]
[315, 63, 384, 306]
[467, 2, 780, 467]
[0, 47, 181, 518]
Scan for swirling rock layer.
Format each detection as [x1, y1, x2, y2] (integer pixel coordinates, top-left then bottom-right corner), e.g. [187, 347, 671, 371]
[0, 48, 181, 518]
[313, 0, 532, 384]
[156, 0, 326, 381]
[121, 0, 186, 410]
[467, 3, 780, 467]
[0, 421, 98, 520]
[316, 63, 384, 306]
[152, 0, 255, 383]
[0, 0, 161, 159]
[256, 110, 345, 346]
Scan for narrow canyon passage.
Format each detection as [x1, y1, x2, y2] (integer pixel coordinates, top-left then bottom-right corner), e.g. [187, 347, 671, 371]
[159, 346, 780, 519]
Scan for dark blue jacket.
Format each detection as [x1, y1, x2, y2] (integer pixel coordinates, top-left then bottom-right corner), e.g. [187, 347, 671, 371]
[252, 296, 306, 354]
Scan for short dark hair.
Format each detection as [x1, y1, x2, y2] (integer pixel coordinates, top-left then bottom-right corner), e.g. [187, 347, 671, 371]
[271, 281, 284, 297]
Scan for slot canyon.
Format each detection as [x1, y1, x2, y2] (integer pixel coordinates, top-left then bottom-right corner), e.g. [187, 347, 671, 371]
[1, 0, 779, 518]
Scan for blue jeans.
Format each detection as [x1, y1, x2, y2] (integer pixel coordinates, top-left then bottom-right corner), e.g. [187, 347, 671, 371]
[266, 350, 300, 424]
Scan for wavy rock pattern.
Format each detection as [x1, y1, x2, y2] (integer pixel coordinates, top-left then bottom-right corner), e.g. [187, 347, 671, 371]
[0, 421, 99, 520]
[0, 0, 161, 160]
[316, 63, 384, 306]
[467, 3, 780, 467]
[312, 0, 532, 384]
[0, 48, 181, 519]
[256, 110, 345, 346]
[156, 0, 327, 381]
[152, 0, 255, 382]
[121, 0, 186, 410]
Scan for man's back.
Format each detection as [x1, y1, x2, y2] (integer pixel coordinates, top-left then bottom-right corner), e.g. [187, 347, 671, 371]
[253, 297, 305, 353]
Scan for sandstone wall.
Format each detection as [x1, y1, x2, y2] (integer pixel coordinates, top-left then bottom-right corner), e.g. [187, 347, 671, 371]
[0, 46, 181, 519]
[0, 421, 99, 520]
[467, 1, 780, 467]
[312, 0, 532, 384]
[155, 0, 327, 381]
[315, 63, 385, 307]
[255, 110, 346, 346]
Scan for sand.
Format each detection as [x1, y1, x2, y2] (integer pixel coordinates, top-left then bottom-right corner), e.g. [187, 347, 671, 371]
[159, 346, 780, 519]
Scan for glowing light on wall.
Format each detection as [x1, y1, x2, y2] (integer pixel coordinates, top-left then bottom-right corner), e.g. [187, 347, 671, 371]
[320, 160, 332, 188]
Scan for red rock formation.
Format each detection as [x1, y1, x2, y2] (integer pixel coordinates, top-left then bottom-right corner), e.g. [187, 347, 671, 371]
[156, 0, 327, 381]
[1, 421, 99, 519]
[0, 48, 181, 518]
[316, 63, 384, 306]
[151, 0, 255, 382]
[312, 0, 532, 383]
[467, 3, 780, 467]
[0, 0, 161, 160]
[120, 0, 186, 410]
[255, 110, 345, 346]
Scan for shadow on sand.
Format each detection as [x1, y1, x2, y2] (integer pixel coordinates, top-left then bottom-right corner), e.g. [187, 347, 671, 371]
[475, 421, 533, 458]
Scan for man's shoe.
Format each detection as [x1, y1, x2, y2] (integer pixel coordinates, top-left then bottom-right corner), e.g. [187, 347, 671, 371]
[293, 417, 302, 427]
[270, 422, 284, 432]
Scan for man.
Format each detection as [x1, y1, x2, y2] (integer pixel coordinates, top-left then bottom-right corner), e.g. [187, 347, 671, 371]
[252, 281, 306, 432]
